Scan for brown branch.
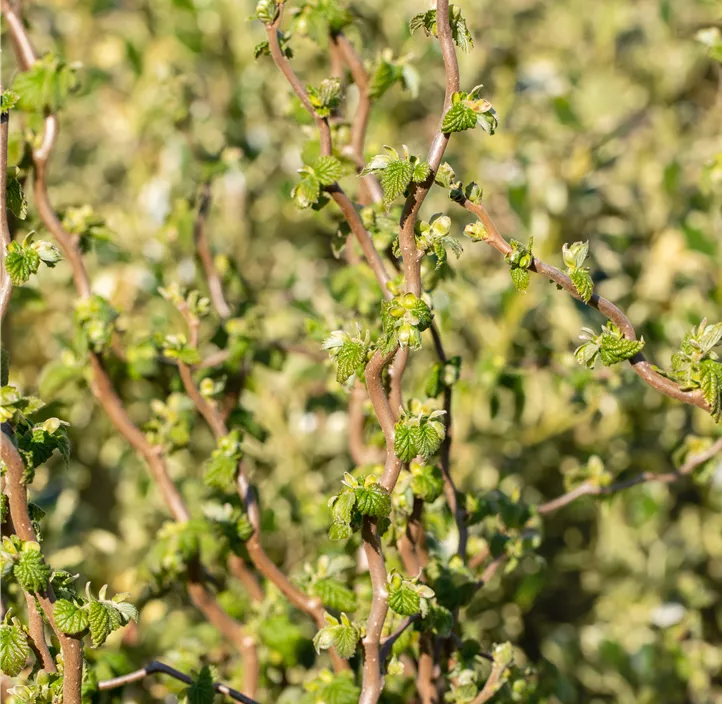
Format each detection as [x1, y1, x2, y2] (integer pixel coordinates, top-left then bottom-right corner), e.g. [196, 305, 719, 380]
[97, 660, 259, 704]
[429, 323, 467, 559]
[379, 614, 420, 663]
[175, 331, 347, 671]
[398, 497, 426, 577]
[398, 0, 460, 298]
[23, 592, 56, 672]
[194, 183, 231, 319]
[264, 17, 392, 298]
[2, 9, 259, 694]
[416, 634, 439, 704]
[1, 101, 12, 320]
[2, 432, 83, 704]
[470, 659, 507, 704]
[331, 32, 384, 205]
[458, 198, 708, 412]
[538, 437, 722, 514]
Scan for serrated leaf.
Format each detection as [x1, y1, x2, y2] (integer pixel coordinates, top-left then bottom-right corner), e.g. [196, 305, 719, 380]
[334, 340, 366, 384]
[12, 54, 79, 113]
[0, 622, 30, 676]
[599, 335, 644, 366]
[331, 490, 356, 524]
[410, 422, 444, 460]
[204, 452, 237, 490]
[312, 673, 360, 704]
[328, 522, 353, 541]
[354, 484, 391, 518]
[394, 421, 416, 462]
[13, 546, 51, 592]
[412, 161, 432, 183]
[312, 578, 357, 612]
[381, 160, 413, 209]
[314, 156, 343, 186]
[388, 582, 421, 616]
[442, 101, 477, 133]
[332, 625, 359, 658]
[292, 175, 321, 209]
[570, 269, 593, 303]
[53, 599, 89, 634]
[6, 178, 28, 220]
[109, 600, 139, 624]
[700, 359, 722, 422]
[88, 600, 113, 647]
[421, 602, 454, 636]
[510, 267, 530, 292]
[5, 242, 40, 286]
[183, 665, 215, 704]
[411, 465, 444, 502]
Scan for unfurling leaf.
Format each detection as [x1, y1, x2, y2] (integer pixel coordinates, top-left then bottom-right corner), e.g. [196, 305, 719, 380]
[700, 359, 722, 422]
[599, 332, 644, 366]
[313, 613, 360, 659]
[388, 581, 420, 616]
[381, 159, 413, 208]
[510, 266, 530, 293]
[505, 238, 534, 293]
[570, 269, 594, 303]
[442, 101, 477, 133]
[312, 578, 358, 612]
[313, 156, 344, 186]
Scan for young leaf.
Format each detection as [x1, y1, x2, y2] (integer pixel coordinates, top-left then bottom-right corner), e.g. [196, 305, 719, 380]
[13, 544, 51, 592]
[1, 90, 19, 114]
[312, 578, 358, 612]
[292, 174, 321, 209]
[410, 463, 444, 502]
[6, 176, 28, 220]
[442, 101, 477, 133]
[88, 600, 116, 647]
[355, 483, 391, 519]
[12, 54, 79, 113]
[510, 266, 530, 293]
[0, 621, 30, 677]
[183, 665, 215, 704]
[412, 161, 432, 183]
[331, 490, 357, 525]
[410, 421, 444, 460]
[5, 242, 40, 286]
[313, 156, 343, 186]
[388, 580, 421, 616]
[381, 159, 413, 208]
[394, 422, 416, 462]
[313, 614, 360, 659]
[53, 599, 90, 634]
[570, 269, 594, 304]
[700, 359, 722, 422]
[599, 333, 644, 366]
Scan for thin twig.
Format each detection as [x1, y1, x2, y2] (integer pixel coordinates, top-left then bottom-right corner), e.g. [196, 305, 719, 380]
[458, 198, 708, 412]
[379, 615, 420, 663]
[538, 437, 722, 514]
[0, 99, 12, 320]
[194, 183, 231, 319]
[97, 660, 259, 704]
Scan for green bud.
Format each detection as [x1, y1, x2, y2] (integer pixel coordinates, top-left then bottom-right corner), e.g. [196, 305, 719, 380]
[401, 293, 417, 309]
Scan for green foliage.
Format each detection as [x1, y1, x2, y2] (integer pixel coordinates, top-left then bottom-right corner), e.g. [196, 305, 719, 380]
[380, 293, 433, 352]
[61, 205, 113, 253]
[575, 322, 645, 369]
[12, 54, 79, 112]
[303, 670, 360, 704]
[323, 326, 371, 383]
[409, 461, 444, 502]
[425, 356, 461, 397]
[74, 295, 119, 352]
[328, 473, 391, 539]
[409, 5, 474, 54]
[6, 170, 28, 220]
[1, 617, 30, 677]
[442, 87, 498, 135]
[394, 400, 446, 462]
[361, 145, 431, 209]
[307, 78, 342, 118]
[292, 156, 344, 209]
[387, 571, 434, 616]
[700, 359, 722, 422]
[252, 0, 280, 25]
[85, 584, 139, 647]
[413, 214, 462, 268]
[504, 238, 534, 293]
[54, 599, 90, 634]
[12, 541, 52, 593]
[563, 241, 594, 303]
[182, 665, 215, 704]
[5, 234, 62, 286]
[368, 50, 418, 100]
[313, 612, 360, 659]
[204, 430, 243, 490]
[1, 89, 20, 114]
[311, 578, 357, 612]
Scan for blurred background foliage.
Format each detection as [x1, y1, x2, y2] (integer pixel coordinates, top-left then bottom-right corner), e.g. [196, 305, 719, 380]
[2, 0, 722, 702]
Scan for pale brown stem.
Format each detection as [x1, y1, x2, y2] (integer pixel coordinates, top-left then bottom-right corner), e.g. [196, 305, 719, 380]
[24, 593, 56, 672]
[398, 497, 426, 576]
[3, 10, 258, 692]
[417, 634, 439, 704]
[194, 183, 231, 319]
[538, 437, 722, 514]
[97, 660, 259, 704]
[459, 198, 708, 412]
[264, 18, 392, 298]
[470, 659, 507, 704]
[2, 432, 83, 704]
[1, 103, 12, 320]
[379, 614, 419, 663]
[429, 324, 467, 558]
